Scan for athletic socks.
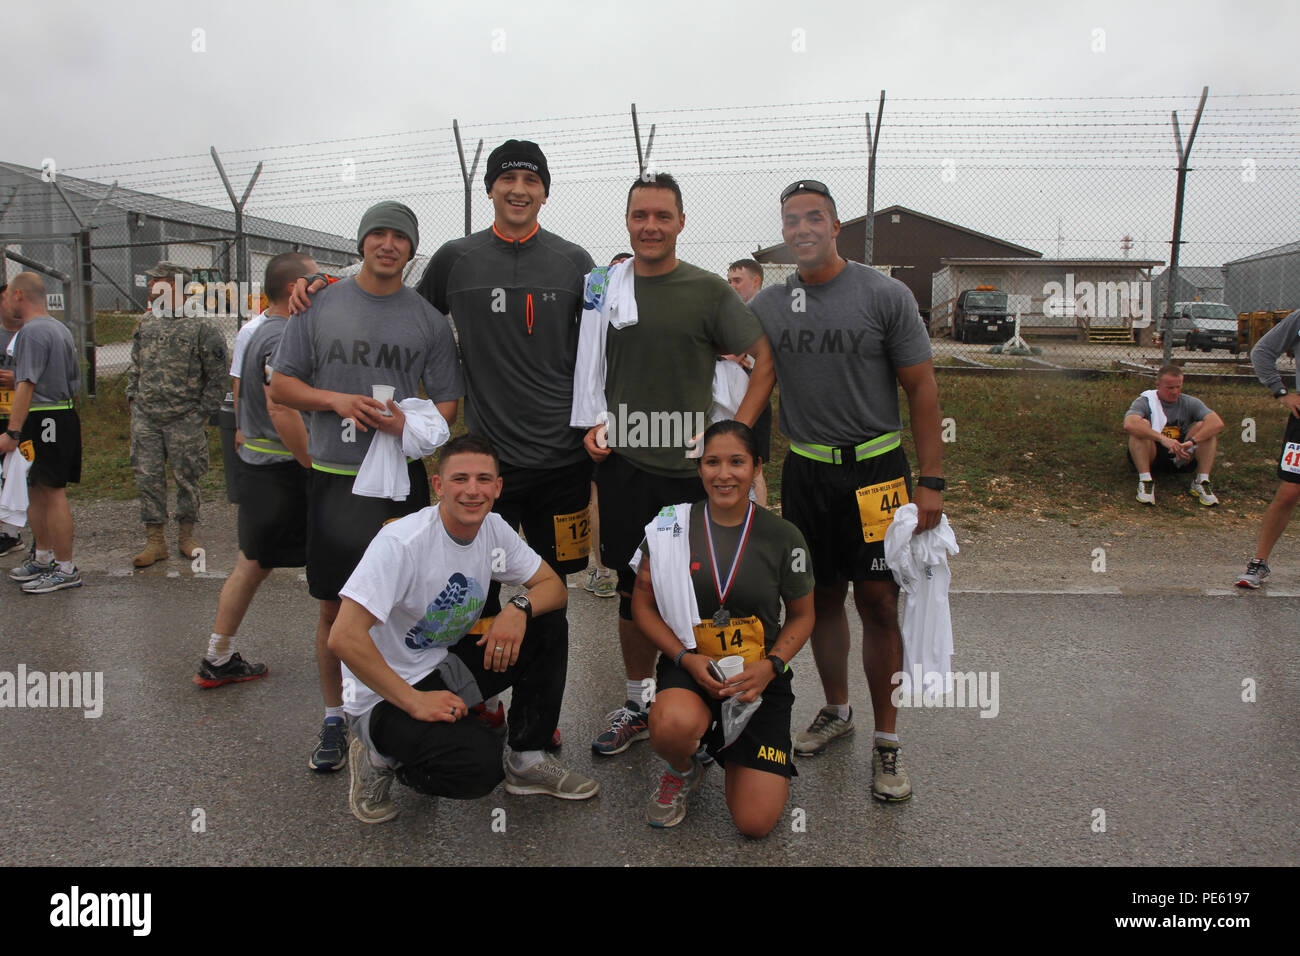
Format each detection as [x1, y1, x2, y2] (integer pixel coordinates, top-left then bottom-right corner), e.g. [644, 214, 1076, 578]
[1138, 472, 1153, 482]
[507, 749, 544, 772]
[324, 706, 345, 723]
[832, 704, 851, 721]
[56, 560, 76, 574]
[875, 731, 900, 744]
[1197, 473, 1210, 483]
[627, 679, 649, 713]
[206, 632, 233, 666]
[36, 549, 54, 564]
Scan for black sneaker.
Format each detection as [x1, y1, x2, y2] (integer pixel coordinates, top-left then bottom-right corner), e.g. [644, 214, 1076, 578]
[192, 652, 269, 688]
[310, 718, 349, 772]
[0, 533, 23, 557]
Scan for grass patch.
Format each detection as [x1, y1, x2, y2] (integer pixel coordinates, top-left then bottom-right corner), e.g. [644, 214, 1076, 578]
[94, 312, 141, 347]
[69, 372, 1286, 525]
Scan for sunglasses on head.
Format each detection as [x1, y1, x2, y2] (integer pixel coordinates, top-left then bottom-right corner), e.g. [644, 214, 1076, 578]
[780, 180, 832, 203]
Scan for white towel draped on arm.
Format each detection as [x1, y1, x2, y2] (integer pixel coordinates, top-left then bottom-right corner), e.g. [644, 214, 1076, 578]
[1141, 389, 1167, 433]
[627, 502, 700, 649]
[571, 260, 637, 428]
[352, 398, 450, 501]
[0, 448, 32, 527]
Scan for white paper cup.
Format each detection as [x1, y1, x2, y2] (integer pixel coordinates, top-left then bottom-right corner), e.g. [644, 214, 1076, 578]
[371, 384, 395, 415]
[718, 655, 745, 680]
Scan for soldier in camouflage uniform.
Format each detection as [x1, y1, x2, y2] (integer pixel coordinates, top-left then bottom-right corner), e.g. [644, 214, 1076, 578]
[127, 262, 229, 566]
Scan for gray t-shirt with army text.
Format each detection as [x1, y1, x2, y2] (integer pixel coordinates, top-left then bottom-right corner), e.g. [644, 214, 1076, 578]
[272, 278, 463, 469]
[1125, 392, 1211, 438]
[749, 262, 931, 445]
[13, 315, 80, 405]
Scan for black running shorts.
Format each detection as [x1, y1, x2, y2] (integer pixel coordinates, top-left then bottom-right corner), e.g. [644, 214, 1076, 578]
[305, 460, 430, 601]
[781, 444, 911, 587]
[21, 408, 81, 488]
[655, 653, 797, 779]
[237, 459, 310, 569]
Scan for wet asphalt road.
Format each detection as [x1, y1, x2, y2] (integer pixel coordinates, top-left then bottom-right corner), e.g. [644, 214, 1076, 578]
[1, 572, 1296, 866]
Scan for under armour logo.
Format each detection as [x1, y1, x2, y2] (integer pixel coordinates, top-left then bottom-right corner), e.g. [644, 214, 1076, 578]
[541, 292, 557, 301]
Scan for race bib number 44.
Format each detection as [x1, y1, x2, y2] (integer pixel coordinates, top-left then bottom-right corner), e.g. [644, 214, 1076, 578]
[1281, 442, 1300, 475]
[856, 477, 909, 543]
[692, 615, 765, 663]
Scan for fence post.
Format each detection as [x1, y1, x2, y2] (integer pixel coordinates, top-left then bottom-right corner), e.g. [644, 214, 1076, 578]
[210, 147, 262, 326]
[631, 103, 656, 177]
[453, 120, 484, 237]
[1163, 86, 1209, 364]
[863, 90, 885, 266]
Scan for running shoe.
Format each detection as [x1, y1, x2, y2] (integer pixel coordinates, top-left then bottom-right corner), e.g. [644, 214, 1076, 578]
[1136, 479, 1155, 505]
[193, 652, 268, 688]
[871, 741, 912, 802]
[584, 567, 617, 598]
[503, 752, 599, 799]
[0, 533, 23, 557]
[645, 756, 707, 828]
[310, 717, 349, 772]
[21, 567, 83, 593]
[793, 705, 854, 756]
[591, 701, 650, 756]
[347, 736, 398, 824]
[9, 556, 55, 582]
[1190, 478, 1219, 507]
[1235, 559, 1270, 590]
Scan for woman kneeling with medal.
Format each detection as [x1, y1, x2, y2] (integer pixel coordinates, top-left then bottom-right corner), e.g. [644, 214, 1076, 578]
[631, 420, 814, 836]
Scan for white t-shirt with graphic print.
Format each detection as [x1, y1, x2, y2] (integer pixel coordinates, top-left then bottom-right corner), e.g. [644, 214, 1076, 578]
[339, 505, 542, 718]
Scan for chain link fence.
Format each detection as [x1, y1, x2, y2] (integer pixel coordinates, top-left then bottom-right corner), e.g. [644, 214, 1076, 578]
[3, 92, 1297, 384]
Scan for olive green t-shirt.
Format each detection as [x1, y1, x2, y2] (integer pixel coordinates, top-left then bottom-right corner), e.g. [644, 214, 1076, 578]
[604, 262, 763, 477]
[641, 504, 814, 652]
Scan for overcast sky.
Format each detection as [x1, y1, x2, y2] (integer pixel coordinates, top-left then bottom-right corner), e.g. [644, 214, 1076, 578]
[8, 0, 1299, 270]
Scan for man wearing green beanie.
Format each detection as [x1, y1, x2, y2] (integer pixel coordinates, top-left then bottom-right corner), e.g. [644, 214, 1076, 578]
[271, 201, 464, 778]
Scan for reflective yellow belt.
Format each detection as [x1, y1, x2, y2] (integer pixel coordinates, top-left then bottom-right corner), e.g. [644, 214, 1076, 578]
[788, 431, 900, 465]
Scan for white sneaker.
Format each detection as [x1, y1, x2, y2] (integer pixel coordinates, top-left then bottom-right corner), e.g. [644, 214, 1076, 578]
[1136, 479, 1155, 505]
[1190, 478, 1219, 507]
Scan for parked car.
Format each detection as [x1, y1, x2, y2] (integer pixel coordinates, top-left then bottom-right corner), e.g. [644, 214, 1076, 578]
[1161, 302, 1235, 349]
[953, 287, 1013, 343]
[1186, 316, 1241, 353]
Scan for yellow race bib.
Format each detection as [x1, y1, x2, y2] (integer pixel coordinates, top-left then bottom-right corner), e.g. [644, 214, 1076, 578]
[691, 615, 765, 663]
[552, 506, 592, 562]
[0, 388, 12, 415]
[855, 477, 910, 543]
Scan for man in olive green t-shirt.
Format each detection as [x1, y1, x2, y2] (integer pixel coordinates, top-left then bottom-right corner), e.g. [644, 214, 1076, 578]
[581, 172, 775, 756]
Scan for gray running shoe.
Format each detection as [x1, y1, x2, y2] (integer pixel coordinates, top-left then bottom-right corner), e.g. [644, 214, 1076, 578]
[9, 557, 55, 582]
[504, 752, 599, 800]
[21, 567, 83, 593]
[793, 705, 854, 756]
[1136, 479, 1156, 505]
[871, 741, 912, 802]
[1190, 478, 1219, 506]
[1236, 559, 1270, 590]
[646, 756, 707, 828]
[347, 736, 397, 824]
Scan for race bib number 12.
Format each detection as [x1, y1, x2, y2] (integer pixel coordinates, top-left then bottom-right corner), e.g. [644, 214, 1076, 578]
[553, 506, 592, 562]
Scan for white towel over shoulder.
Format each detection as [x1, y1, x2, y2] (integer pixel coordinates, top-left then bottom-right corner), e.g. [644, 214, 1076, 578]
[571, 260, 637, 428]
[352, 398, 450, 501]
[883, 503, 959, 697]
[628, 502, 700, 649]
[1141, 389, 1167, 434]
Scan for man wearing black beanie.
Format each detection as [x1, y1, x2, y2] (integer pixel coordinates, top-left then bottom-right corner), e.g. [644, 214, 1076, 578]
[417, 139, 595, 755]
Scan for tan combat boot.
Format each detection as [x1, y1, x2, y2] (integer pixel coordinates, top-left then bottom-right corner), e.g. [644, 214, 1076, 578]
[133, 524, 169, 568]
[178, 520, 202, 558]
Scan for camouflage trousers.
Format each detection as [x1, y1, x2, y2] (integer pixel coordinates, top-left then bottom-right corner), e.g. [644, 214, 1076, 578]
[130, 410, 209, 525]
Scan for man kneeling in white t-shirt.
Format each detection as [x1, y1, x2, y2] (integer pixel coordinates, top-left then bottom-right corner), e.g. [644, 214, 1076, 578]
[328, 434, 600, 823]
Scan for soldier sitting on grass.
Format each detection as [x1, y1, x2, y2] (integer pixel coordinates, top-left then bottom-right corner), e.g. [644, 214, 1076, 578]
[1123, 364, 1224, 507]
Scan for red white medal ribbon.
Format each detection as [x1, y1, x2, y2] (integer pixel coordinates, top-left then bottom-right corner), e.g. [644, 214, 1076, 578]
[704, 501, 755, 609]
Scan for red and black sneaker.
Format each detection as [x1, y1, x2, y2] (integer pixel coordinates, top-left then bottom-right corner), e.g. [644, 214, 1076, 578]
[192, 652, 268, 688]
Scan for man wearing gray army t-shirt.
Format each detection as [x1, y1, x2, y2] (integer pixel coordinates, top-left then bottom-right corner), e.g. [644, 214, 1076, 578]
[271, 201, 463, 773]
[1123, 364, 1224, 507]
[749, 180, 944, 802]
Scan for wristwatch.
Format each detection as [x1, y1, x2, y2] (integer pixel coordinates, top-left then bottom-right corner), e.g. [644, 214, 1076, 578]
[917, 476, 946, 491]
[767, 653, 787, 675]
[1275, 387, 1289, 399]
[4, 429, 20, 441]
[508, 594, 532, 620]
